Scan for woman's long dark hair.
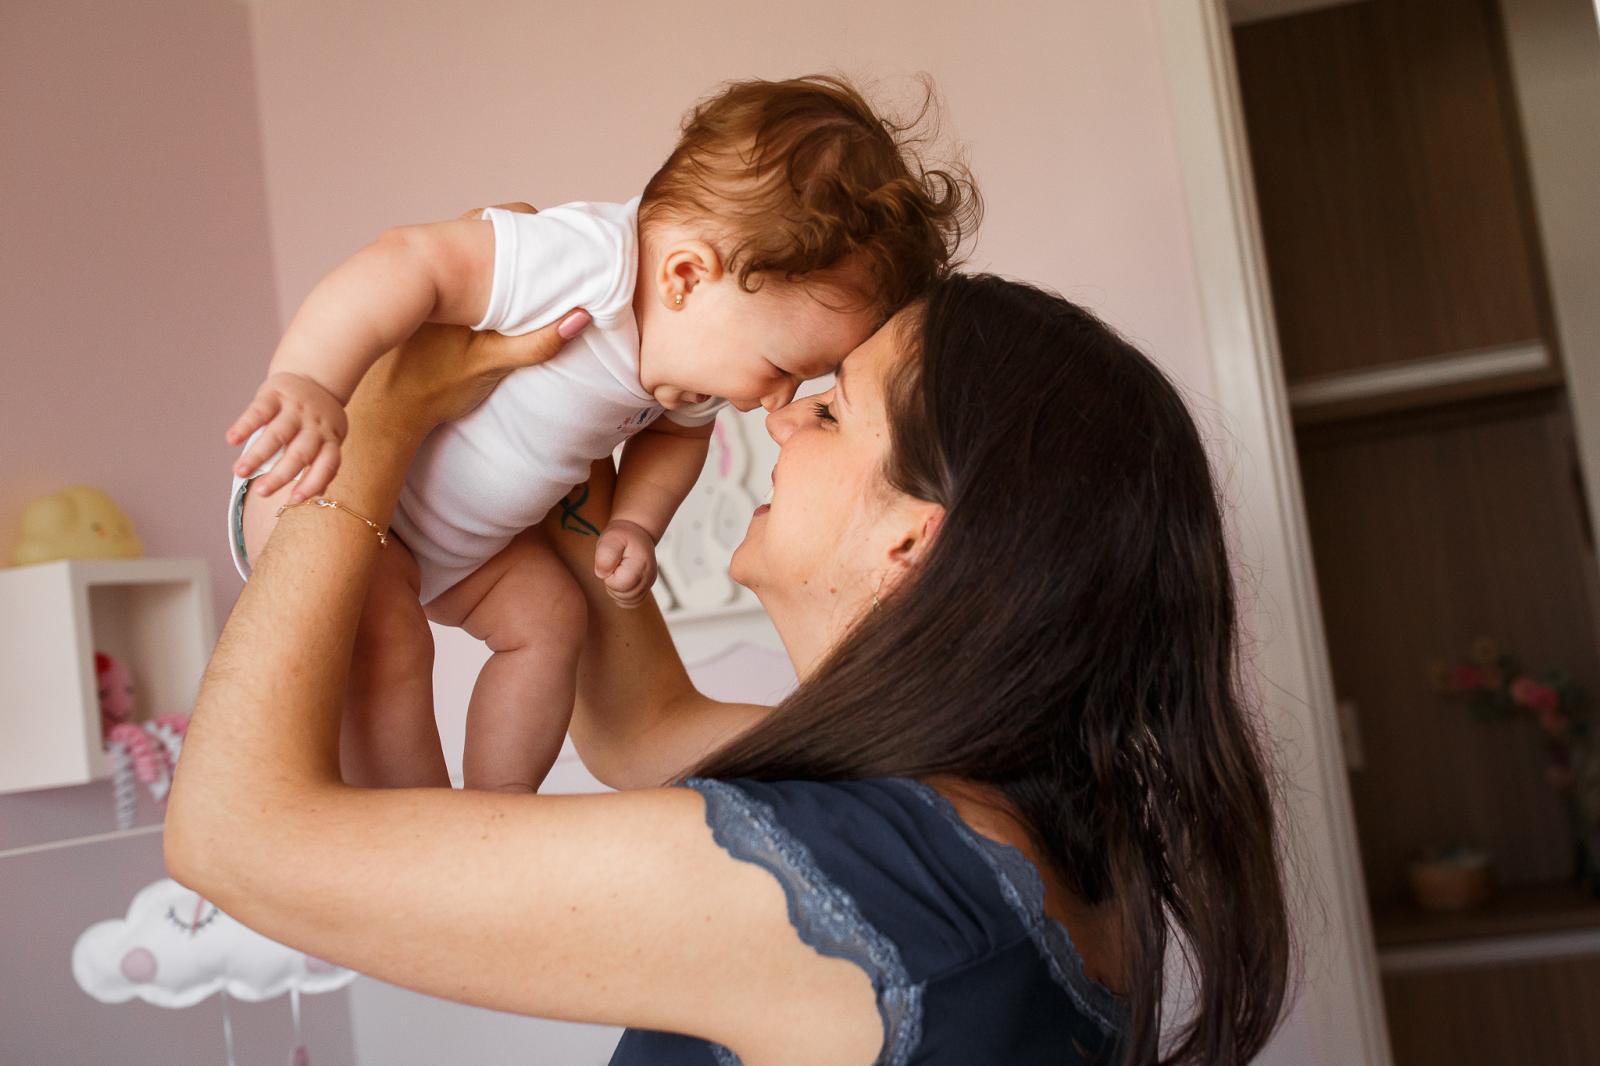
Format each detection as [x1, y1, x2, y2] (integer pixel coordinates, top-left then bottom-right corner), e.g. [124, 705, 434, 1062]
[689, 273, 1291, 1064]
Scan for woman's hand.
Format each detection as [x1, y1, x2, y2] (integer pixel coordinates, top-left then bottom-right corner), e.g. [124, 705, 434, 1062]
[346, 199, 581, 433]
[353, 312, 592, 436]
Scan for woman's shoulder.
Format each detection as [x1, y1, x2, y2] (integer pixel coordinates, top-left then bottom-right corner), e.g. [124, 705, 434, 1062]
[682, 777, 995, 971]
[688, 771, 1126, 1005]
[679, 776, 1126, 1036]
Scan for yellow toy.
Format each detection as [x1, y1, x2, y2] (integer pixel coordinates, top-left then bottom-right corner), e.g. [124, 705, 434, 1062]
[12, 486, 144, 565]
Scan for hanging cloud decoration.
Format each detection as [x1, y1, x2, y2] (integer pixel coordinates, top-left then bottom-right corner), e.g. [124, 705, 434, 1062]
[73, 878, 357, 1008]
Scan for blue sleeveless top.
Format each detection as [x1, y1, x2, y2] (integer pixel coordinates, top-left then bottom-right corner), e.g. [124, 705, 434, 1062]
[608, 777, 1127, 1065]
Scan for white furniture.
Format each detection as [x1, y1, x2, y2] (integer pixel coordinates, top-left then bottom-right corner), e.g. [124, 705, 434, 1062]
[0, 559, 214, 795]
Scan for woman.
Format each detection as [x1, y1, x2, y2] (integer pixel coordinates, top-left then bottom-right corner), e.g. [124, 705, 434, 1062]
[167, 274, 1290, 1065]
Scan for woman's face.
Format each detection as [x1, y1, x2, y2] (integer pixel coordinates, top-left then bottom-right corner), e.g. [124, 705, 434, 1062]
[731, 313, 934, 673]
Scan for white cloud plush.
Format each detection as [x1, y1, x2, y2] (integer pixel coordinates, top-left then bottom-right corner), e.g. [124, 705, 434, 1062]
[73, 878, 357, 1008]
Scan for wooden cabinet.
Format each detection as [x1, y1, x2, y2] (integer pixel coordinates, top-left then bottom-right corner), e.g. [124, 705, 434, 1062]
[1383, 955, 1600, 1066]
[1233, 1, 1600, 1062]
[1235, 0, 1556, 404]
[1297, 393, 1600, 902]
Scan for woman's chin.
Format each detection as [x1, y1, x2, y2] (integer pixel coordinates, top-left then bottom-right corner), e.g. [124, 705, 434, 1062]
[728, 535, 759, 589]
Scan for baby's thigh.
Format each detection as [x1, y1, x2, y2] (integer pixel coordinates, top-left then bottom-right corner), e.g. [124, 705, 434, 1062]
[424, 528, 585, 651]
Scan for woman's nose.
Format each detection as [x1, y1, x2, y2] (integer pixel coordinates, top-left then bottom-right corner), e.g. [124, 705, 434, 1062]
[765, 401, 800, 444]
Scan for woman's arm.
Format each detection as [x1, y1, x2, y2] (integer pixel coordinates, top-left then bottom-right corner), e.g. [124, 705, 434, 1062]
[165, 321, 877, 1063]
[543, 459, 774, 789]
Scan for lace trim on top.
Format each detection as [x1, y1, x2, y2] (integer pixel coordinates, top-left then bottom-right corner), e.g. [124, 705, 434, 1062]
[892, 778, 1129, 1037]
[683, 778, 924, 1066]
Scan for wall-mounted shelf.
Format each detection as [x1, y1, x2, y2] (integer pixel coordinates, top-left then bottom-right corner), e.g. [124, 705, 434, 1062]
[0, 558, 214, 795]
[1373, 881, 1600, 976]
[1373, 880, 1600, 949]
[1287, 341, 1562, 426]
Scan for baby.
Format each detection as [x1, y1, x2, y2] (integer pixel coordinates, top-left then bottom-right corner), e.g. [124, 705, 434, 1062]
[226, 75, 973, 793]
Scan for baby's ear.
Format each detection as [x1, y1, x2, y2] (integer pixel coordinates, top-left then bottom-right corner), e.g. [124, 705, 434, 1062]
[653, 239, 725, 310]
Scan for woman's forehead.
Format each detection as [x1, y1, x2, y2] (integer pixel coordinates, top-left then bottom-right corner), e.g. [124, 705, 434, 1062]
[835, 318, 903, 403]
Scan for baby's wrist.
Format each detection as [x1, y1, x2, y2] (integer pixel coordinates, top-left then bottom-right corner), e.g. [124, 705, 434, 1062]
[604, 516, 660, 544]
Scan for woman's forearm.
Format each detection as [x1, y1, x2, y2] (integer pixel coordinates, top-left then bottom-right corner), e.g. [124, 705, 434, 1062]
[544, 461, 702, 785]
[167, 385, 425, 865]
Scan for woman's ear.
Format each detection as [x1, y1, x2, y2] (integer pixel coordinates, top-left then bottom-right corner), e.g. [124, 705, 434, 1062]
[884, 503, 945, 577]
[653, 239, 724, 310]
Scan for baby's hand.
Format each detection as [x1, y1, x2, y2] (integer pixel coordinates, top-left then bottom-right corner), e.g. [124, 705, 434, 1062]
[227, 372, 348, 500]
[593, 519, 658, 609]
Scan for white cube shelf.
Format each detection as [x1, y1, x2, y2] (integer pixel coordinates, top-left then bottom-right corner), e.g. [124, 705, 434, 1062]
[0, 558, 215, 795]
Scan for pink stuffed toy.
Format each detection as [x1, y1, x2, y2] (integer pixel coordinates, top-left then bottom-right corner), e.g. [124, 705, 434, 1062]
[95, 652, 187, 828]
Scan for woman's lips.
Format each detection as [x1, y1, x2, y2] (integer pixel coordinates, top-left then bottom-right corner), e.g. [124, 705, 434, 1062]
[754, 503, 770, 515]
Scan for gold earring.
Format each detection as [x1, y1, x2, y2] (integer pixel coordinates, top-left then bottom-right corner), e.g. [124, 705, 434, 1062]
[673, 292, 683, 307]
[871, 575, 885, 612]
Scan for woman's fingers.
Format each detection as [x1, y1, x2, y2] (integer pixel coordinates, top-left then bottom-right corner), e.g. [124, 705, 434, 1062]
[356, 305, 588, 430]
[466, 309, 591, 378]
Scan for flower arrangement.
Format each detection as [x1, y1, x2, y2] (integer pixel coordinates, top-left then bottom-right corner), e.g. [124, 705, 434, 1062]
[1432, 638, 1598, 895]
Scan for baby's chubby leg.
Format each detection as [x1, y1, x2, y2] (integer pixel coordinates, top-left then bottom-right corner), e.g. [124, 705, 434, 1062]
[425, 528, 585, 794]
[239, 481, 448, 788]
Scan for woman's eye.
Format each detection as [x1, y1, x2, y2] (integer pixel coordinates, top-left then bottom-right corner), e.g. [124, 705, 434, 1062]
[811, 400, 836, 424]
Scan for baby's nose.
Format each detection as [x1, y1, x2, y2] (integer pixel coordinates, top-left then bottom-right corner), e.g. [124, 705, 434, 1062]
[762, 381, 799, 412]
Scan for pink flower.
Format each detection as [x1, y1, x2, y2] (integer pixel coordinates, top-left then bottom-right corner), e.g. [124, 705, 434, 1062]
[1537, 705, 1569, 737]
[1453, 665, 1486, 691]
[1510, 676, 1542, 708]
[1528, 683, 1561, 714]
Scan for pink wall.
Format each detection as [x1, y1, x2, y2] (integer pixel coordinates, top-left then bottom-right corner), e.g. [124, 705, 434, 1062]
[237, 1, 1254, 1061]
[0, 0, 281, 625]
[0, 5, 353, 1062]
[0, 0, 1334, 1061]
[246, 0, 1216, 399]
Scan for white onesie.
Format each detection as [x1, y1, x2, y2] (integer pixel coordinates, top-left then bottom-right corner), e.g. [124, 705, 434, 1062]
[228, 196, 725, 603]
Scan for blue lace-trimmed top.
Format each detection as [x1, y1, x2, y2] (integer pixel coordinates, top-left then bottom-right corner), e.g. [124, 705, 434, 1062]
[607, 777, 1128, 1066]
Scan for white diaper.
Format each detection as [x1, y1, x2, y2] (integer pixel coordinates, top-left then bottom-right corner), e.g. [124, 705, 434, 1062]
[226, 427, 280, 585]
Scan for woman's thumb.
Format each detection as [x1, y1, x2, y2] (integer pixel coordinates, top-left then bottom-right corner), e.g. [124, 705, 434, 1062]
[557, 309, 592, 339]
[478, 308, 592, 376]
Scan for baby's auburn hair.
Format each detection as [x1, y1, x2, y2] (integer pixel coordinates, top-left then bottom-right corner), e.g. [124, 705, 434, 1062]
[640, 74, 981, 316]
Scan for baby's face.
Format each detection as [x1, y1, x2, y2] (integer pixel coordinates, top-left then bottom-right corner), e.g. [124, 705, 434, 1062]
[639, 278, 880, 413]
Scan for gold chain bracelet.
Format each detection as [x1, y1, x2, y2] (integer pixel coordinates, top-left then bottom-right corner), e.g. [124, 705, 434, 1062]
[276, 496, 389, 547]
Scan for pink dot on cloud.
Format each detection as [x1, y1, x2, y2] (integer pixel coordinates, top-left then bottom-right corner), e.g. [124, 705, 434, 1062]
[120, 946, 157, 983]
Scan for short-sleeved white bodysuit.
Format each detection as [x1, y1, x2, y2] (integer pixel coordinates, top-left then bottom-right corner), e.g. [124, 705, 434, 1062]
[228, 196, 725, 603]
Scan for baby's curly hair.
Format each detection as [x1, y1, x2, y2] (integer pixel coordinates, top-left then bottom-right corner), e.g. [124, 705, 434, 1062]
[640, 74, 981, 316]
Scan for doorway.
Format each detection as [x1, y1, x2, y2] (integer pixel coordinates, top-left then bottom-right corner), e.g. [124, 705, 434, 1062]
[1160, 0, 1600, 1062]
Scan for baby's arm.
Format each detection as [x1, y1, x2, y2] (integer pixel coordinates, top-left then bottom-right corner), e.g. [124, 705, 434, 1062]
[594, 418, 715, 607]
[228, 219, 497, 499]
